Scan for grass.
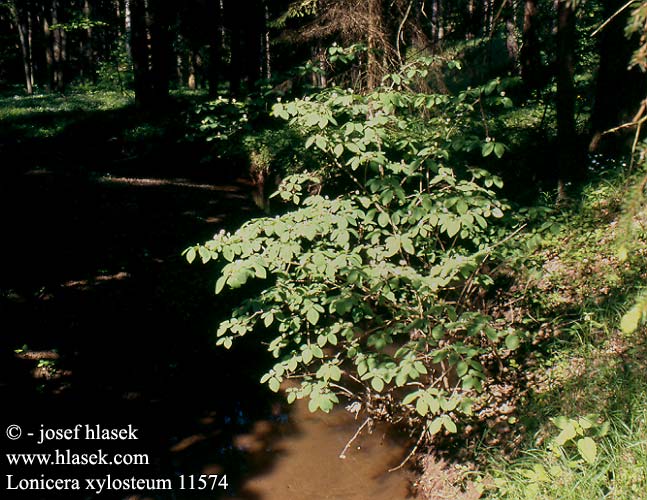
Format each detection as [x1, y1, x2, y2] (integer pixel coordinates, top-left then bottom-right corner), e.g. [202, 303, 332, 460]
[479, 163, 647, 499]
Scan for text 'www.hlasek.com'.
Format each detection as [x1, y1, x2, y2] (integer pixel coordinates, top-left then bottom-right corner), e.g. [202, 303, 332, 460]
[4, 424, 229, 495]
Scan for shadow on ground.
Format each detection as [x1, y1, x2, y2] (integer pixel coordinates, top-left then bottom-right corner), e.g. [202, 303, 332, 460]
[0, 98, 290, 499]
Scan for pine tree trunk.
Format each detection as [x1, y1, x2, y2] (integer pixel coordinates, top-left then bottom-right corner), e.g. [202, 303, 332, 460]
[555, 0, 581, 187]
[83, 0, 94, 82]
[520, 0, 542, 90]
[207, 0, 223, 96]
[51, 0, 64, 92]
[12, 2, 34, 95]
[43, 7, 54, 91]
[367, 0, 383, 90]
[129, 0, 151, 107]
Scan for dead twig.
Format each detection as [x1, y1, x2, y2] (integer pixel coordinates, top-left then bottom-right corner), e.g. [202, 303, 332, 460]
[388, 425, 426, 472]
[339, 417, 372, 459]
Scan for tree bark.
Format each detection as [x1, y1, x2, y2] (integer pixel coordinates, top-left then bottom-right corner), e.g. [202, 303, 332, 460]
[83, 0, 94, 82]
[520, 0, 543, 90]
[42, 5, 54, 91]
[11, 1, 34, 95]
[147, 0, 172, 104]
[207, 0, 223, 96]
[555, 0, 582, 188]
[51, 0, 64, 92]
[367, 0, 383, 90]
[129, 0, 151, 107]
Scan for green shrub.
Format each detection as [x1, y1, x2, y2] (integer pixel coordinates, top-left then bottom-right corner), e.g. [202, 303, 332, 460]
[186, 59, 520, 441]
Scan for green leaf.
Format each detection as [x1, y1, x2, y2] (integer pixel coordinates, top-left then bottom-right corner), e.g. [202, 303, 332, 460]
[378, 212, 390, 227]
[555, 423, 577, 446]
[577, 437, 597, 464]
[401, 237, 415, 255]
[494, 142, 505, 159]
[186, 247, 196, 263]
[416, 397, 428, 416]
[199, 246, 211, 264]
[442, 416, 457, 433]
[306, 307, 320, 325]
[482, 142, 495, 157]
[445, 219, 461, 238]
[427, 418, 443, 436]
[215, 276, 227, 294]
[385, 236, 400, 256]
[268, 378, 281, 392]
[371, 377, 385, 392]
[505, 334, 520, 350]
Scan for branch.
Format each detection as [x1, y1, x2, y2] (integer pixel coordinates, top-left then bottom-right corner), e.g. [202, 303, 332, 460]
[388, 425, 425, 472]
[590, 0, 635, 38]
[339, 417, 372, 459]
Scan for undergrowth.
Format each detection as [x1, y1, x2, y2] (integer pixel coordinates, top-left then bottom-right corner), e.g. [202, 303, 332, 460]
[477, 164, 647, 499]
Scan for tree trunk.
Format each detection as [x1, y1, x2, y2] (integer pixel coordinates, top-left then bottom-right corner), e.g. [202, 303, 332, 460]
[147, 0, 172, 104]
[124, 0, 132, 58]
[520, 0, 542, 90]
[367, 0, 383, 89]
[263, 2, 271, 80]
[188, 50, 196, 89]
[207, 0, 223, 96]
[129, 0, 151, 107]
[42, 6, 54, 91]
[51, 0, 64, 92]
[505, 18, 518, 64]
[12, 2, 34, 95]
[83, 0, 94, 82]
[555, 0, 582, 188]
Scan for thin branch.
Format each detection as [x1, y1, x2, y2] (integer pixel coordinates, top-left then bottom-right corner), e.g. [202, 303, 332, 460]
[388, 425, 425, 472]
[396, 0, 414, 64]
[489, 0, 509, 39]
[590, 0, 635, 38]
[601, 103, 647, 136]
[339, 417, 372, 459]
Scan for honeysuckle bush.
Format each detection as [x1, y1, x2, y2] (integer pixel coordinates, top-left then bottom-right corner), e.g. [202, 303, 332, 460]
[186, 59, 523, 440]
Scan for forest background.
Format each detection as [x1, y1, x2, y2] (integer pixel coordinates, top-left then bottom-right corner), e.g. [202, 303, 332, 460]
[2, 0, 647, 498]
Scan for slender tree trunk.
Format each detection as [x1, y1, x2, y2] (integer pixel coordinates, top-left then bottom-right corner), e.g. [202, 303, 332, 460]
[263, 2, 271, 80]
[12, 2, 33, 95]
[147, 0, 172, 104]
[83, 0, 94, 82]
[207, 0, 223, 96]
[43, 6, 54, 91]
[130, 0, 151, 107]
[367, 0, 383, 89]
[27, 5, 34, 89]
[124, 0, 132, 58]
[188, 50, 196, 89]
[227, 0, 242, 97]
[520, 0, 542, 90]
[505, 18, 518, 64]
[51, 0, 64, 92]
[555, 0, 581, 188]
